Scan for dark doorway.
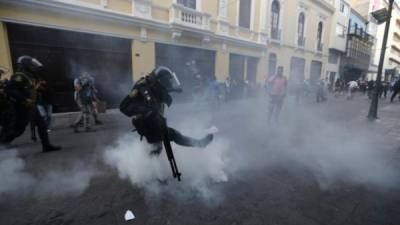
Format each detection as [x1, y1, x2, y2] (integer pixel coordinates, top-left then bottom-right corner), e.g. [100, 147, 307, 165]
[289, 57, 305, 81]
[229, 54, 246, 98]
[155, 43, 216, 101]
[7, 23, 132, 112]
[246, 56, 259, 83]
[229, 54, 245, 82]
[310, 60, 322, 84]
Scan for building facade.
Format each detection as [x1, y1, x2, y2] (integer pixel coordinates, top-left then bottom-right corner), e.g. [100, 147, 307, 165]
[340, 8, 374, 81]
[351, 0, 400, 81]
[326, 0, 351, 84]
[265, 0, 334, 86]
[0, 0, 334, 111]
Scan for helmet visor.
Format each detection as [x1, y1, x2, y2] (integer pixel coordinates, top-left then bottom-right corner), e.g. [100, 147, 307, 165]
[170, 72, 182, 92]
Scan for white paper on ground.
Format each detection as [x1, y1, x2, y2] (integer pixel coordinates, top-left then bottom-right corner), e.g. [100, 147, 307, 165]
[206, 126, 219, 134]
[124, 210, 135, 221]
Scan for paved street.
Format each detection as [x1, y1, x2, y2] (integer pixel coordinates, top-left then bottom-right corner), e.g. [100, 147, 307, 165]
[1, 93, 400, 225]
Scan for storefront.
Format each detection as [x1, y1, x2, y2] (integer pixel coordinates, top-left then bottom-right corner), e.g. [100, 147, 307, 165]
[155, 43, 216, 101]
[7, 23, 132, 112]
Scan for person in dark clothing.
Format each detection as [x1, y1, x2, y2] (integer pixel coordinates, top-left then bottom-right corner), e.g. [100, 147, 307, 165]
[30, 79, 54, 141]
[0, 56, 61, 152]
[390, 79, 400, 103]
[0, 68, 10, 132]
[316, 79, 326, 103]
[367, 80, 375, 99]
[380, 81, 388, 99]
[120, 66, 214, 155]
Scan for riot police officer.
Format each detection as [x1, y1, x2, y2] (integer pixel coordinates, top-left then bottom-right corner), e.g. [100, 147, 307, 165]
[120, 66, 213, 155]
[0, 56, 61, 152]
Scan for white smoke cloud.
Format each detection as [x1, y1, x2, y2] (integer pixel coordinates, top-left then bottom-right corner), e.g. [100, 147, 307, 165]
[0, 150, 35, 196]
[103, 131, 230, 202]
[0, 149, 96, 200]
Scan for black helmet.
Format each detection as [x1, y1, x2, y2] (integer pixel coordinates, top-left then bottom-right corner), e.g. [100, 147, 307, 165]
[17, 56, 43, 73]
[152, 66, 182, 93]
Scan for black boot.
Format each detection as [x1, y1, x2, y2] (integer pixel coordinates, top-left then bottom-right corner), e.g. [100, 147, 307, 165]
[196, 134, 214, 148]
[42, 144, 62, 153]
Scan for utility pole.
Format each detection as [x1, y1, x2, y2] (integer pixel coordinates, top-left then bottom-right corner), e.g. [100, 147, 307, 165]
[368, 0, 394, 119]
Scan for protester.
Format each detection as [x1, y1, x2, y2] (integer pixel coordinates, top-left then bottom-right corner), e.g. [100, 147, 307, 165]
[72, 73, 98, 132]
[367, 80, 374, 99]
[266, 66, 287, 124]
[316, 79, 327, 103]
[390, 79, 400, 103]
[347, 80, 358, 100]
[380, 81, 388, 99]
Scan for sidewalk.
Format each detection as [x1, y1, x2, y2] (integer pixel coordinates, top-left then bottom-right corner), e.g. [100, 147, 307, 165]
[50, 109, 121, 130]
[374, 102, 400, 142]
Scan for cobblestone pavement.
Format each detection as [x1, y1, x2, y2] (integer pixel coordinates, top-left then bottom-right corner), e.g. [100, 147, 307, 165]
[1, 93, 400, 225]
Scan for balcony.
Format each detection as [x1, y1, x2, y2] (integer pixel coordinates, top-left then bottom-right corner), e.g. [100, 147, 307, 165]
[317, 42, 323, 52]
[297, 36, 306, 48]
[270, 28, 281, 42]
[348, 26, 374, 44]
[169, 3, 211, 31]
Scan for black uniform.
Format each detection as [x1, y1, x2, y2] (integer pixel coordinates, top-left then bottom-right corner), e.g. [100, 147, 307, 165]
[0, 75, 10, 130]
[391, 80, 400, 102]
[120, 67, 213, 154]
[0, 56, 60, 152]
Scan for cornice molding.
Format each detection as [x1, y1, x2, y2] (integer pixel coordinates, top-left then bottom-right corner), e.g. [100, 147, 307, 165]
[0, 0, 267, 50]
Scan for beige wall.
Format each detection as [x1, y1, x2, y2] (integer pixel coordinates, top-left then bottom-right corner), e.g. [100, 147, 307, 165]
[215, 50, 230, 82]
[107, 0, 132, 14]
[0, 0, 336, 85]
[263, 0, 333, 80]
[132, 40, 155, 81]
[0, 22, 12, 78]
[80, 0, 100, 5]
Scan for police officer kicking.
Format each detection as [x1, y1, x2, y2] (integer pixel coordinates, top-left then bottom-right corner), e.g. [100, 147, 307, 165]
[0, 56, 61, 152]
[120, 66, 214, 155]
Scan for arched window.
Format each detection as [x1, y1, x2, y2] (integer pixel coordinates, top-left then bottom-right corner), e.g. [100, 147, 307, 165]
[271, 0, 280, 40]
[268, 53, 277, 76]
[298, 12, 305, 46]
[178, 0, 196, 9]
[317, 22, 323, 51]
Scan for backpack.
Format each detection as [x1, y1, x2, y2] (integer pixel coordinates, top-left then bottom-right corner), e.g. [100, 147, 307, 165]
[120, 78, 146, 117]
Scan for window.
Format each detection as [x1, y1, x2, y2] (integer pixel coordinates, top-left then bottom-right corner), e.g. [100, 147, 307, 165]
[178, 0, 196, 9]
[239, 0, 252, 28]
[317, 22, 323, 51]
[298, 12, 305, 46]
[268, 53, 277, 76]
[271, 0, 280, 39]
[340, 1, 348, 16]
[336, 23, 346, 37]
[328, 51, 339, 64]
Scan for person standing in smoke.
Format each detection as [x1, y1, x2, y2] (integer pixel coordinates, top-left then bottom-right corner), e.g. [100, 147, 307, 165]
[120, 66, 214, 155]
[316, 79, 327, 103]
[72, 73, 98, 132]
[390, 79, 400, 103]
[266, 66, 287, 124]
[0, 56, 61, 152]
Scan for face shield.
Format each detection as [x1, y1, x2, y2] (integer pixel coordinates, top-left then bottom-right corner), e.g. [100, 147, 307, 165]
[154, 66, 182, 93]
[169, 72, 182, 93]
[30, 58, 43, 73]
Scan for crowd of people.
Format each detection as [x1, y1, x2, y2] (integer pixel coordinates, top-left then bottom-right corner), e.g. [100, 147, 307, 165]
[2, 55, 400, 153]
